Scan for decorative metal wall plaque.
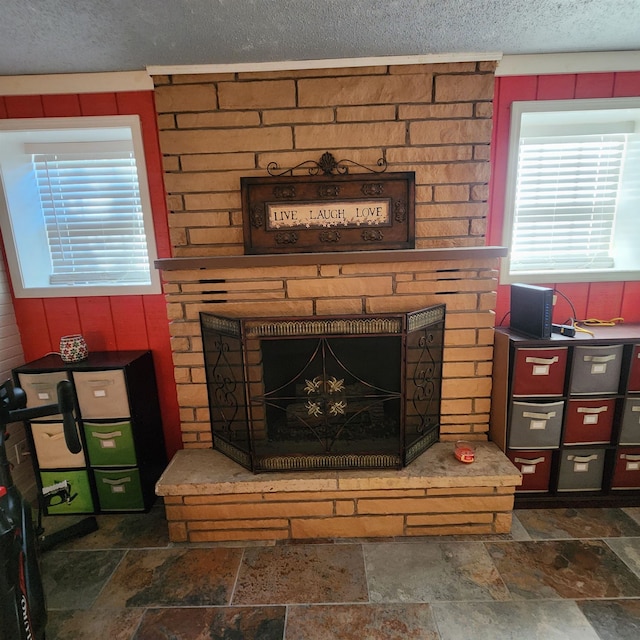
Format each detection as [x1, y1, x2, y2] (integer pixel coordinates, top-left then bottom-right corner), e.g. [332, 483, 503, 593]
[241, 165, 415, 254]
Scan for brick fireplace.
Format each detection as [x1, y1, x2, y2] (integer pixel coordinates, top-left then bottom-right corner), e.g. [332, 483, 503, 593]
[152, 60, 522, 541]
[154, 248, 520, 541]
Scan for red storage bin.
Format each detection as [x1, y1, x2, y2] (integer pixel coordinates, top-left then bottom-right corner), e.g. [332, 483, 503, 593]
[508, 450, 553, 492]
[563, 398, 616, 445]
[611, 447, 640, 489]
[512, 347, 568, 397]
[627, 345, 640, 392]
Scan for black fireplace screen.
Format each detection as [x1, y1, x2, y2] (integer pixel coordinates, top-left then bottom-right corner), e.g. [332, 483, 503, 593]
[200, 305, 445, 472]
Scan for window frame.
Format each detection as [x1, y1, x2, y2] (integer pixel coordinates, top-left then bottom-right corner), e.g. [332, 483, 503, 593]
[0, 115, 161, 298]
[500, 97, 640, 285]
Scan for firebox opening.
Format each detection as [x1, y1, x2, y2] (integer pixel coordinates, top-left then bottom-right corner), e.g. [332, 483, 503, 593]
[257, 335, 403, 460]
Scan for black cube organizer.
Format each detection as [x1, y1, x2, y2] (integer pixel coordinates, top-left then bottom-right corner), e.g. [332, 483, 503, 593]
[491, 325, 640, 507]
[13, 351, 166, 515]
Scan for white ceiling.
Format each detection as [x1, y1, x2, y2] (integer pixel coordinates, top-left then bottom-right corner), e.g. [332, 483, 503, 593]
[1, 0, 639, 77]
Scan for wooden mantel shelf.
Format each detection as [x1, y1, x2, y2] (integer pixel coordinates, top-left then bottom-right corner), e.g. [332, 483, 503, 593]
[155, 246, 507, 271]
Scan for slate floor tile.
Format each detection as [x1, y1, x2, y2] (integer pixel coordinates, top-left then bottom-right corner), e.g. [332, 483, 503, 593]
[605, 536, 640, 579]
[94, 547, 243, 607]
[133, 606, 286, 640]
[506, 512, 532, 540]
[46, 607, 145, 640]
[232, 544, 368, 605]
[486, 539, 640, 599]
[577, 599, 640, 640]
[285, 603, 440, 640]
[364, 540, 510, 603]
[515, 507, 640, 539]
[43, 505, 170, 550]
[432, 600, 600, 640]
[41, 549, 126, 610]
[623, 507, 640, 526]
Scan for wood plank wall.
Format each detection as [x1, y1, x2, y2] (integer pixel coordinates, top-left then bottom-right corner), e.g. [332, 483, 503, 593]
[488, 71, 640, 327]
[0, 91, 182, 458]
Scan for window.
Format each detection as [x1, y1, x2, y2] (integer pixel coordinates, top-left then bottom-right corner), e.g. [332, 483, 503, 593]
[0, 116, 160, 297]
[501, 98, 640, 284]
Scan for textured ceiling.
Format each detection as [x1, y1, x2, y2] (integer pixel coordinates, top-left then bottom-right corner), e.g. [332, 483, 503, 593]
[1, 0, 639, 76]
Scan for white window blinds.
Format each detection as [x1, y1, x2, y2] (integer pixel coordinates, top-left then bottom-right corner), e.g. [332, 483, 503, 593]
[32, 151, 152, 286]
[511, 134, 626, 274]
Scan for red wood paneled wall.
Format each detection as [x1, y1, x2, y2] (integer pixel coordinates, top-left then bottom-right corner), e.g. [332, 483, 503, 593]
[0, 91, 182, 458]
[488, 71, 640, 328]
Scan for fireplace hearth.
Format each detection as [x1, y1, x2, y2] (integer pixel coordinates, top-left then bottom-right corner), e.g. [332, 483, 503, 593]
[200, 304, 445, 472]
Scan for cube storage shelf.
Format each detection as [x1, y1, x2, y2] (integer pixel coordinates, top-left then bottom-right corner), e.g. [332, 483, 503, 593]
[13, 351, 167, 515]
[490, 325, 640, 507]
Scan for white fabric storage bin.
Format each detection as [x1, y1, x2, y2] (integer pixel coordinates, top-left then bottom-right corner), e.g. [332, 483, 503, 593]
[72, 369, 130, 418]
[17, 371, 69, 416]
[31, 421, 85, 469]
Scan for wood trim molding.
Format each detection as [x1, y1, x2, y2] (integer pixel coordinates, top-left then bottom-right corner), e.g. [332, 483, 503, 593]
[155, 246, 508, 271]
[0, 71, 154, 96]
[497, 52, 640, 77]
[147, 52, 503, 76]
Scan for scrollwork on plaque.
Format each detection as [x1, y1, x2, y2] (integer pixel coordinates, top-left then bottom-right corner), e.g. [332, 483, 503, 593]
[318, 184, 340, 198]
[362, 229, 384, 242]
[394, 200, 407, 222]
[273, 185, 296, 199]
[267, 151, 387, 177]
[362, 183, 384, 196]
[250, 205, 264, 228]
[319, 229, 341, 243]
[275, 231, 298, 245]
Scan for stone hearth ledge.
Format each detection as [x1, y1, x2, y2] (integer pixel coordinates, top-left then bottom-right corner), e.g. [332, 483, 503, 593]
[155, 443, 522, 542]
[156, 442, 520, 495]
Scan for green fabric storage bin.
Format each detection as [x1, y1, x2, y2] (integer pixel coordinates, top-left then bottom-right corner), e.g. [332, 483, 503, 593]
[94, 468, 144, 511]
[40, 470, 94, 514]
[83, 421, 137, 466]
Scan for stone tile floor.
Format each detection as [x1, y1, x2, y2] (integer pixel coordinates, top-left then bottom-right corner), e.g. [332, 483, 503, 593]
[39, 505, 640, 639]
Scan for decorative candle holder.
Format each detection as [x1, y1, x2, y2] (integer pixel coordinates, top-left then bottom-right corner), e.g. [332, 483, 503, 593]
[59, 334, 88, 363]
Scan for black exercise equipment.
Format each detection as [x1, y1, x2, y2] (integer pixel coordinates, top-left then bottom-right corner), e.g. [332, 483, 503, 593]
[0, 378, 97, 640]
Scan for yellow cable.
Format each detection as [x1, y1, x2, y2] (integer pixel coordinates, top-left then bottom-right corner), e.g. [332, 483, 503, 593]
[574, 325, 595, 337]
[577, 317, 624, 326]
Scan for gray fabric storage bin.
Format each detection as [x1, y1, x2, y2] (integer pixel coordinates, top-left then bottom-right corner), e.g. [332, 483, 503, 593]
[619, 397, 640, 445]
[557, 447, 606, 491]
[508, 400, 564, 449]
[569, 344, 624, 395]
